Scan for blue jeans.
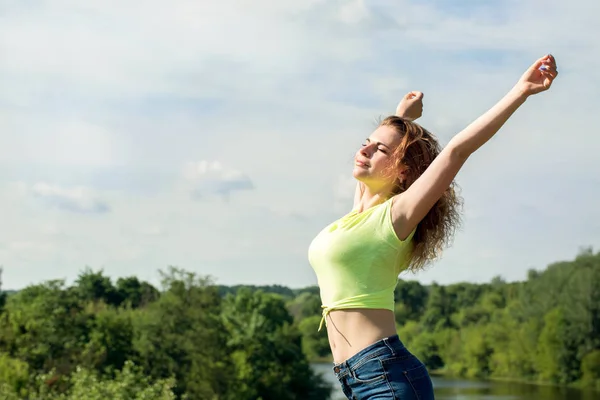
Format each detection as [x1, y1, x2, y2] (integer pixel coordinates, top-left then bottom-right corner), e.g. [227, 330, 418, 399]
[332, 335, 434, 399]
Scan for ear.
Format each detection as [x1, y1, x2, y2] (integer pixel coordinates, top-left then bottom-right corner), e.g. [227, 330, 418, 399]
[398, 166, 408, 181]
[397, 170, 407, 184]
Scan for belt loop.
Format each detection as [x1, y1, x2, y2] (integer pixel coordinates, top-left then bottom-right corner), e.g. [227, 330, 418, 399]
[383, 337, 396, 356]
[347, 361, 357, 379]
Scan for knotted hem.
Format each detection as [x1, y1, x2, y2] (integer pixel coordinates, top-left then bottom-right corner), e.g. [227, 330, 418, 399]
[316, 288, 396, 332]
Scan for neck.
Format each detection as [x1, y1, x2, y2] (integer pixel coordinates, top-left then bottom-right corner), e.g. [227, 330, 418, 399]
[354, 182, 395, 212]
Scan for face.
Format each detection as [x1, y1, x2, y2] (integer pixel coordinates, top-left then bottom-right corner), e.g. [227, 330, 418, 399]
[353, 124, 403, 189]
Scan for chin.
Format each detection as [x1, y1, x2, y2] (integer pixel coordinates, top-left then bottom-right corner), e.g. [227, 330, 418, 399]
[352, 169, 367, 181]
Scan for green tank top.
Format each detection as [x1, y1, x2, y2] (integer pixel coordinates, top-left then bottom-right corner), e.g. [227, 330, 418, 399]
[308, 197, 415, 331]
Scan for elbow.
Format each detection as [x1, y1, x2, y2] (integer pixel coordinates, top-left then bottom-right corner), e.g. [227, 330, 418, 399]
[446, 139, 471, 162]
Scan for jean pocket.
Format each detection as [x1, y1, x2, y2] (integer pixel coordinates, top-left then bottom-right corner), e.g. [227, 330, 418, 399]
[402, 363, 434, 400]
[351, 358, 386, 384]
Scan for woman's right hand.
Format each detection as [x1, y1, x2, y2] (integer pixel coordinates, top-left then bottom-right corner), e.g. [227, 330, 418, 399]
[514, 54, 558, 97]
[395, 91, 424, 121]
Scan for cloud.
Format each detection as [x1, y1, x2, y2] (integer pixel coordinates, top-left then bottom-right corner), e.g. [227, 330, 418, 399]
[183, 161, 254, 200]
[0, 0, 598, 292]
[28, 183, 110, 214]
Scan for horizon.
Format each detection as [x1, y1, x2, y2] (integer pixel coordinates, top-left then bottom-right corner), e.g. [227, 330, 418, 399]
[1, 246, 592, 292]
[1, 1, 599, 292]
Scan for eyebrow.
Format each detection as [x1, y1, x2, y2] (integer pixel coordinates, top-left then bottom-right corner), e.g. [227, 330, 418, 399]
[366, 138, 391, 149]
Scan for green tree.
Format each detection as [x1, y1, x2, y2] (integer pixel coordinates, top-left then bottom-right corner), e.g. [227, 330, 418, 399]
[115, 277, 159, 309]
[298, 315, 330, 361]
[421, 283, 454, 331]
[0, 352, 29, 398]
[580, 349, 600, 390]
[131, 267, 231, 399]
[287, 292, 322, 321]
[81, 305, 135, 373]
[0, 267, 6, 314]
[222, 288, 331, 400]
[74, 268, 121, 307]
[0, 361, 177, 400]
[0, 280, 92, 375]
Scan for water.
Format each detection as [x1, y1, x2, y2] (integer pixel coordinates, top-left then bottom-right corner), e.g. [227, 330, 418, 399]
[311, 363, 600, 400]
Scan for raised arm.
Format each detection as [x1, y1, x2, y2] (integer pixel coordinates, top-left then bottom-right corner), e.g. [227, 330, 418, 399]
[354, 91, 425, 209]
[392, 54, 558, 239]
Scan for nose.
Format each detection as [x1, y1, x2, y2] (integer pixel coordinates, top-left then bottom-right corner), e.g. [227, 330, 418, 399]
[360, 144, 373, 158]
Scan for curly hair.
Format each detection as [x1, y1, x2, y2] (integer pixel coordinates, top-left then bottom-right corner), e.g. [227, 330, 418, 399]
[379, 115, 463, 272]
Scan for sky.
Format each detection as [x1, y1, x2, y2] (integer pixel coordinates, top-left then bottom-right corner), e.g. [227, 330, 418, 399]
[1, 0, 599, 291]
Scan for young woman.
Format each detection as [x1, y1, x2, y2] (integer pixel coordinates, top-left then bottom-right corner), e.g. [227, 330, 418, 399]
[308, 54, 558, 399]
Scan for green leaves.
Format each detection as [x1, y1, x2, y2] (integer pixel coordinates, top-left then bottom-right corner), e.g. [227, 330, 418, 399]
[393, 249, 600, 389]
[0, 266, 330, 399]
[222, 289, 331, 400]
[1, 249, 598, 397]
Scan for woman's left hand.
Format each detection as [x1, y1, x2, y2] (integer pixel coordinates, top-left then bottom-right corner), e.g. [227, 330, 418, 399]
[396, 91, 424, 121]
[516, 54, 558, 97]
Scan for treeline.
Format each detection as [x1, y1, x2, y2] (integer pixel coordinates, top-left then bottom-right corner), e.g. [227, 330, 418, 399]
[0, 249, 599, 398]
[216, 249, 600, 391]
[220, 249, 600, 392]
[393, 248, 600, 391]
[0, 268, 331, 399]
[293, 248, 600, 391]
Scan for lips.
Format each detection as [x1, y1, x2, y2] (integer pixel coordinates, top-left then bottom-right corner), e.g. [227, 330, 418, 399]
[355, 159, 370, 167]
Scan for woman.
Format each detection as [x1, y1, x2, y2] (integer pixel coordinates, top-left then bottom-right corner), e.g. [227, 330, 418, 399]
[308, 54, 558, 399]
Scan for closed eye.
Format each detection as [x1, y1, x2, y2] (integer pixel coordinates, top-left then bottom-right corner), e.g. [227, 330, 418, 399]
[365, 138, 391, 154]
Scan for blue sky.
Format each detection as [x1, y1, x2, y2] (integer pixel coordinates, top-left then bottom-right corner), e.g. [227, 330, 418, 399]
[1, 0, 598, 290]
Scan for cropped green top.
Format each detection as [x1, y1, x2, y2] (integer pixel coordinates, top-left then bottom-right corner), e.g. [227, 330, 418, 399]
[308, 197, 415, 331]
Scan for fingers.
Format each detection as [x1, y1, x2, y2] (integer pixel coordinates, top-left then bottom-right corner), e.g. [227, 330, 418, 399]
[543, 68, 558, 78]
[540, 56, 558, 78]
[541, 70, 558, 88]
[536, 54, 557, 71]
[405, 91, 424, 100]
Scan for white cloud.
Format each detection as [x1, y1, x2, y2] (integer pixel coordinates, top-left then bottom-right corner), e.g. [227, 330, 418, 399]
[183, 161, 254, 200]
[0, 0, 598, 291]
[27, 183, 110, 214]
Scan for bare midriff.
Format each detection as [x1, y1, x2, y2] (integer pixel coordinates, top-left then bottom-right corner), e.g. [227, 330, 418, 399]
[326, 308, 397, 364]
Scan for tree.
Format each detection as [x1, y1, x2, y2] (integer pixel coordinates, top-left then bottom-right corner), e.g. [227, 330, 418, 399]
[0, 361, 177, 400]
[74, 268, 121, 307]
[394, 279, 428, 323]
[131, 267, 231, 399]
[115, 277, 159, 309]
[1, 280, 92, 375]
[421, 283, 454, 331]
[222, 288, 331, 400]
[298, 316, 330, 360]
[287, 292, 322, 321]
[0, 267, 6, 314]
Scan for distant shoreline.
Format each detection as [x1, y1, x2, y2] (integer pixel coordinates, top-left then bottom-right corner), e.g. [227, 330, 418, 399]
[310, 362, 599, 393]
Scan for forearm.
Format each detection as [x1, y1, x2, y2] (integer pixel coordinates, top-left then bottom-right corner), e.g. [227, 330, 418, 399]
[396, 110, 418, 121]
[448, 86, 528, 159]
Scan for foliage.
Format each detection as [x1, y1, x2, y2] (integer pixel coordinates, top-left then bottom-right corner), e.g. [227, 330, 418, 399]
[0, 249, 598, 396]
[0, 267, 331, 399]
[396, 248, 600, 389]
[0, 361, 176, 400]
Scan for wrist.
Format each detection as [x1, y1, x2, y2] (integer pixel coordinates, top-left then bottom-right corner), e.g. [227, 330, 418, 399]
[509, 84, 530, 102]
[395, 109, 407, 119]
[396, 111, 416, 121]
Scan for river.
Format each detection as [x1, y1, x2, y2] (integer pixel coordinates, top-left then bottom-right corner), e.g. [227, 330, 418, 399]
[311, 363, 599, 400]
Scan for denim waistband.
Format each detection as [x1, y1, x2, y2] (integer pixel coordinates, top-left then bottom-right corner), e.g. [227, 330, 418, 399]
[332, 334, 407, 379]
